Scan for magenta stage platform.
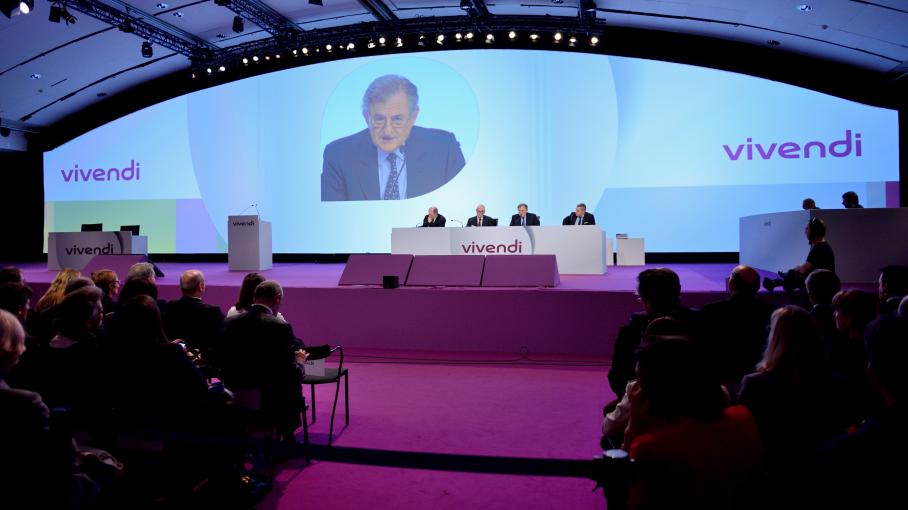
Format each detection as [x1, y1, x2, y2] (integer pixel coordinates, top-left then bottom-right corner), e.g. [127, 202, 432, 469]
[16, 261, 808, 356]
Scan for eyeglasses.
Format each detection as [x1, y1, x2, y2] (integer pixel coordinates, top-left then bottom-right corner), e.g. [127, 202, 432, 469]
[370, 114, 407, 128]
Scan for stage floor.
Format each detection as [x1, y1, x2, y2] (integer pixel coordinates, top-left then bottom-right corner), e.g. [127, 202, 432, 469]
[18, 261, 739, 293]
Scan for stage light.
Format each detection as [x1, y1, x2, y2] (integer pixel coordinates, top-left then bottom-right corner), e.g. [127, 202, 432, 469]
[455, 32, 462, 41]
[508, 30, 517, 40]
[232, 15, 244, 33]
[485, 33, 495, 44]
[206, 67, 212, 74]
[252, 55, 259, 62]
[581, 0, 596, 15]
[554, 32, 563, 42]
[141, 41, 153, 58]
[218, 65, 226, 72]
[302, 47, 309, 55]
[309, 0, 323, 5]
[529, 33, 539, 41]
[465, 32, 474, 40]
[417, 35, 427, 47]
[1, 0, 32, 18]
[590, 35, 599, 46]
[395, 36, 403, 47]
[378, 36, 386, 46]
[459, 0, 470, 11]
[19, 0, 32, 15]
[368, 39, 376, 49]
[275, 53, 280, 58]
[48, 4, 62, 22]
[119, 20, 135, 33]
[61, 6, 76, 24]
[242, 57, 249, 64]
[346, 42, 355, 50]
[568, 35, 577, 46]
[264, 55, 270, 60]
[325, 44, 332, 51]
[436, 34, 445, 44]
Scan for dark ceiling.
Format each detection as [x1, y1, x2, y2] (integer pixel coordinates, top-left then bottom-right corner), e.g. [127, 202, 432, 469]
[1, 0, 907, 151]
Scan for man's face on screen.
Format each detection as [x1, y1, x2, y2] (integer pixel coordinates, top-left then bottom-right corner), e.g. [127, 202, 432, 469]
[366, 91, 418, 153]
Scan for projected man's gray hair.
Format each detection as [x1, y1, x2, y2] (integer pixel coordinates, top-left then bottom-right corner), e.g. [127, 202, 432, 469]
[362, 75, 419, 116]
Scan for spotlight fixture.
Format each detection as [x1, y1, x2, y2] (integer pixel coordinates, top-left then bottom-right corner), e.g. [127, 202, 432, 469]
[19, 0, 33, 15]
[232, 15, 244, 33]
[292, 49, 298, 55]
[242, 57, 249, 64]
[326, 44, 333, 51]
[62, 7, 76, 24]
[172, 11, 184, 17]
[1, 0, 33, 18]
[508, 30, 517, 40]
[767, 39, 781, 46]
[465, 32, 474, 40]
[529, 33, 539, 41]
[378, 36, 386, 46]
[48, 4, 63, 23]
[346, 42, 354, 50]
[206, 67, 212, 74]
[368, 39, 376, 49]
[436, 33, 445, 44]
[218, 65, 226, 72]
[395, 36, 403, 47]
[155, 2, 168, 8]
[274, 53, 280, 58]
[460, 0, 470, 10]
[302, 47, 309, 55]
[553, 32, 563, 42]
[28, 73, 41, 80]
[119, 20, 135, 33]
[141, 41, 153, 58]
[455, 32, 462, 41]
[417, 34, 427, 47]
[252, 55, 259, 62]
[309, 0, 323, 5]
[485, 33, 495, 43]
[568, 35, 577, 46]
[589, 35, 599, 46]
[796, 4, 811, 12]
[264, 55, 270, 60]
[580, 0, 596, 15]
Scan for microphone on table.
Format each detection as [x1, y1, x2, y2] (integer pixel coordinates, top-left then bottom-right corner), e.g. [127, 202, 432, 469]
[237, 203, 258, 215]
[449, 219, 463, 227]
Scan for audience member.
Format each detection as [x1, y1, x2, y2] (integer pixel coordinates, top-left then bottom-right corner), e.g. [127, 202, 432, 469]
[738, 306, 850, 504]
[105, 295, 209, 426]
[39, 286, 104, 410]
[818, 316, 908, 510]
[608, 268, 696, 399]
[764, 218, 834, 293]
[228, 272, 287, 321]
[831, 289, 881, 421]
[64, 276, 96, 295]
[163, 270, 225, 357]
[801, 198, 818, 210]
[91, 269, 120, 314]
[878, 265, 908, 315]
[27, 268, 81, 342]
[0, 266, 24, 285]
[0, 310, 92, 509]
[0, 283, 41, 391]
[700, 265, 772, 394]
[127, 262, 156, 283]
[805, 269, 841, 345]
[218, 281, 307, 443]
[841, 190, 863, 209]
[624, 336, 765, 510]
[0, 283, 32, 324]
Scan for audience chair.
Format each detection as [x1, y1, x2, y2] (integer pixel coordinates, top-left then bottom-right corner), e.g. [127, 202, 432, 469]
[301, 345, 349, 446]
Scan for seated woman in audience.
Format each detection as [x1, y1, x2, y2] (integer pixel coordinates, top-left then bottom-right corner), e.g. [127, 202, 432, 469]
[623, 336, 765, 510]
[227, 272, 286, 321]
[0, 309, 94, 509]
[105, 295, 209, 427]
[39, 286, 105, 411]
[26, 267, 81, 342]
[91, 269, 120, 314]
[738, 306, 850, 503]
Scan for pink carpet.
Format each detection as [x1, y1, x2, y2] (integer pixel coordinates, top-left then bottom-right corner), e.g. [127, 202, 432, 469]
[261, 351, 611, 510]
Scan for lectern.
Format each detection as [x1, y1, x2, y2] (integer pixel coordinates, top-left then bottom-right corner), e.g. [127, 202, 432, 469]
[228, 215, 272, 271]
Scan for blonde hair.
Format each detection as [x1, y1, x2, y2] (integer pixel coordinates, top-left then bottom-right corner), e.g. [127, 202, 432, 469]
[759, 305, 827, 384]
[35, 268, 81, 313]
[0, 309, 26, 373]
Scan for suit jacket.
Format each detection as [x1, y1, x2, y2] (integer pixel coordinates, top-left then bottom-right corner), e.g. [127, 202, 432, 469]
[466, 216, 497, 227]
[217, 305, 304, 425]
[510, 213, 540, 226]
[562, 212, 596, 225]
[321, 126, 466, 201]
[163, 296, 225, 355]
[422, 214, 446, 227]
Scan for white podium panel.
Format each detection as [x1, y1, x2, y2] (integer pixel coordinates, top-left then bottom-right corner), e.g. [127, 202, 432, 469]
[740, 208, 908, 282]
[47, 232, 148, 271]
[616, 238, 646, 266]
[228, 215, 272, 272]
[391, 226, 607, 274]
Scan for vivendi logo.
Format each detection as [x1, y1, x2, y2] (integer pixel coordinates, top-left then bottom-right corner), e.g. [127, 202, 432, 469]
[723, 130, 862, 161]
[60, 160, 141, 182]
[461, 240, 524, 254]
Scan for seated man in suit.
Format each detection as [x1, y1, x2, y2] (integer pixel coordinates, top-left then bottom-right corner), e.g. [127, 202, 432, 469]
[163, 270, 225, 358]
[321, 74, 466, 201]
[218, 281, 307, 443]
[563, 203, 596, 225]
[510, 203, 540, 227]
[421, 206, 446, 227]
[467, 204, 496, 227]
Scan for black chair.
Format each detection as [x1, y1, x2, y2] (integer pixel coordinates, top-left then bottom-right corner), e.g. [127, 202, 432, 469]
[231, 387, 311, 481]
[301, 345, 349, 446]
[119, 225, 141, 236]
[80, 223, 103, 232]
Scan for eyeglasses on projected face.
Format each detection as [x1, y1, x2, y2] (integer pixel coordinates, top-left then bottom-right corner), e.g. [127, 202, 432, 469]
[369, 114, 408, 128]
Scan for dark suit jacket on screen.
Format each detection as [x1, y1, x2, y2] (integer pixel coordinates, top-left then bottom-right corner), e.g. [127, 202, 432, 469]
[467, 216, 497, 227]
[509, 213, 540, 226]
[321, 126, 466, 201]
[562, 212, 596, 225]
[422, 214, 446, 227]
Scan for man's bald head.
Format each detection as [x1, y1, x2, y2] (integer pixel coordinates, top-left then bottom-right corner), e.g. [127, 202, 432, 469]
[729, 265, 760, 296]
[180, 269, 206, 297]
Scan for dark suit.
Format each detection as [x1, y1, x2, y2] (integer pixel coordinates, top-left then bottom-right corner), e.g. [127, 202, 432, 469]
[163, 295, 225, 355]
[466, 216, 497, 227]
[562, 212, 596, 225]
[218, 305, 304, 433]
[421, 214, 446, 227]
[321, 126, 466, 201]
[699, 295, 773, 388]
[510, 213, 540, 226]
